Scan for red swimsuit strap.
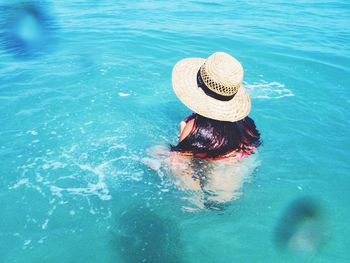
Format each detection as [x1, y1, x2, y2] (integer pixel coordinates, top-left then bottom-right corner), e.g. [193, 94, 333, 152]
[187, 147, 255, 161]
[183, 113, 196, 123]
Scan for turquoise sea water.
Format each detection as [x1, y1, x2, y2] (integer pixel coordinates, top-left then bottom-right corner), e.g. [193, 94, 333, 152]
[0, 0, 349, 262]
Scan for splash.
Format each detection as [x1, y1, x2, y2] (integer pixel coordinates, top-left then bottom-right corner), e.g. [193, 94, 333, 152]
[8, 139, 145, 234]
[142, 145, 261, 211]
[245, 81, 294, 99]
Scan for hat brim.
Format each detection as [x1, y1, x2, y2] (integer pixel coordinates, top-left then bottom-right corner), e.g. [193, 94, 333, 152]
[172, 57, 251, 122]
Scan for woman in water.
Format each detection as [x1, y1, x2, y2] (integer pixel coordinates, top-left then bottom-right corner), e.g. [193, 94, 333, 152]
[169, 52, 261, 208]
[171, 51, 260, 159]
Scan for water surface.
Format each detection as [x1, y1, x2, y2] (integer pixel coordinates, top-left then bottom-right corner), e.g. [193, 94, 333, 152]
[0, 0, 349, 262]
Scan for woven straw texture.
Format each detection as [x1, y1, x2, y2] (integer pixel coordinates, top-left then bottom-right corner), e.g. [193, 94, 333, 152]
[172, 52, 251, 122]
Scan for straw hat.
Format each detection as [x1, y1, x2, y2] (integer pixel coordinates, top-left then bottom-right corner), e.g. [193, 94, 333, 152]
[172, 52, 251, 122]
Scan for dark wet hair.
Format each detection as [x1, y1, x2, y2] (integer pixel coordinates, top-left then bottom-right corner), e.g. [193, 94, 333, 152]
[171, 114, 261, 158]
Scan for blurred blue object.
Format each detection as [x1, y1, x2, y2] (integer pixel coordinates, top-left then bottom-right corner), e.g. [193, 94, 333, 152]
[274, 196, 327, 255]
[0, 1, 56, 57]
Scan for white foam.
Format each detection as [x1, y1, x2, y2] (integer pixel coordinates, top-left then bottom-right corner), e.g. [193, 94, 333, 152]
[11, 142, 138, 222]
[22, 239, 31, 249]
[84, 121, 94, 126]
[67, 145, 78, 153]
[141, 157, 161, 171]
[245, 81, 294, 99]
[129, 171, 144, 182]
[38, 236, 47, 244]
[107, 144, 127, 151]
[46, 155, 129, 201]
[10, 178, 29, 189]
[30, 130, 38, 135]
[50, 186, 63, 198]
[41, 219, 49, 230]
[42, 160, 66, 170]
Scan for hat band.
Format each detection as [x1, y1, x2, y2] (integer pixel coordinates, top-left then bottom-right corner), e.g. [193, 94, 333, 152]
[196, 70, 235, 101]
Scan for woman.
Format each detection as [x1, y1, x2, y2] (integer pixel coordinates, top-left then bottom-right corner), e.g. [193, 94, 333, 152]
[171, 51, 261, 161]
[169, 52, 261, 208]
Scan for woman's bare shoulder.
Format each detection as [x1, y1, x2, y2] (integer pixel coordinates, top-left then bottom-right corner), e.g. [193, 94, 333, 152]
[179, 118, 195, 142]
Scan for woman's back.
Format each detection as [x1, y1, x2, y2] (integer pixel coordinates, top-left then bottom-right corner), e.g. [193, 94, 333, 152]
[171, 113, 261, 160]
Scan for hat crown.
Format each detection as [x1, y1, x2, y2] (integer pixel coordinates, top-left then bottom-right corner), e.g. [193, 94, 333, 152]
[201, 52, 243, 96]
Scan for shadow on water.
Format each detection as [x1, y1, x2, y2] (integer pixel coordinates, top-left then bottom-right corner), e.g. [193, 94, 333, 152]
[111, 205, 184, 263]
[0, 1, 57, 58]
[274, 196, 328, 256]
